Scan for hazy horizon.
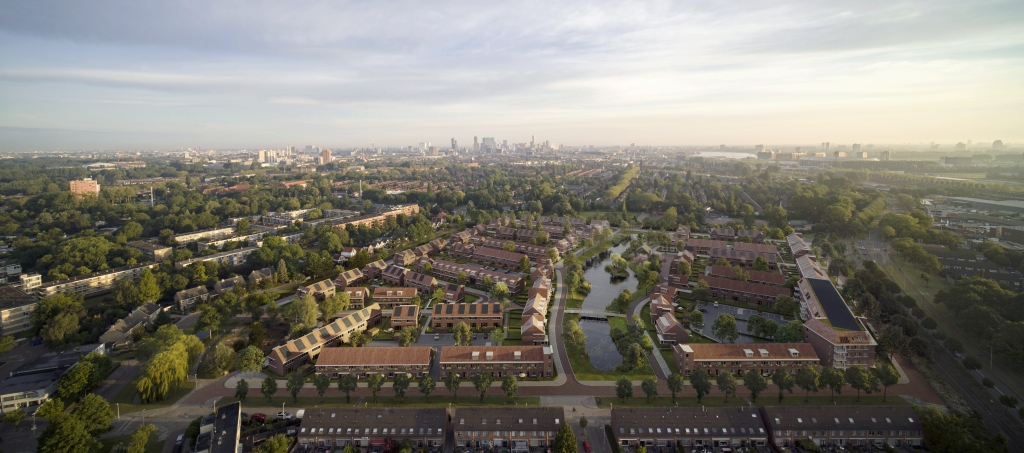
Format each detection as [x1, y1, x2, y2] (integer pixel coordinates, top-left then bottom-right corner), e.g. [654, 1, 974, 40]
[2, 0, 1023, 150]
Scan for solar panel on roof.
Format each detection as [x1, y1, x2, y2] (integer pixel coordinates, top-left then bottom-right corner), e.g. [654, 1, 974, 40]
[305, 333, 317, 344]
[342, 317, 353, 327]
[294, 338, 307, 349]
[352, 312, 363, 322]
[394, 307, 403, 316]
[807, 278, 860, 330]
[458, 305, 465, 314]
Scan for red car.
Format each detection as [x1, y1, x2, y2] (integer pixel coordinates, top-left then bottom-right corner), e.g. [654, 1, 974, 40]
[583, 441, 592, 452]
[250, 413, 267, 423]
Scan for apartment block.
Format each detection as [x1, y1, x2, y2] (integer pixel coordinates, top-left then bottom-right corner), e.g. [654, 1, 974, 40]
[672, 343, 819, 377]
[0, 286, 37, 336]
[453, 407, 565, 450]
[36, 262, 158, 298]
[127, 241, 173, 261]
[174, 247, 258, 270]
[439, 345, 553, 378]
[431, 302, 503, 331]
[297, 408, 445, 451]
[372, 287, 418, 308]
[798, 277, 877, 369]
[313, 346, 433, 378]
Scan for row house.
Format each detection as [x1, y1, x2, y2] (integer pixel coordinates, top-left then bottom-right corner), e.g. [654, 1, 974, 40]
[427, 238, 447, 254]
[442, 282, 465, 304]
[798, 277, 876, 369]
[439, 345, 554, 378]
[394, 250, 418, 266]
[480, 239, 555, 261]
[674, 225, 691, 243]
[762, 406, 923, 450]
[454, 407, 565, 451]
[672, 343, 819, 377]
[667, 273, 690, 289]
[612, 407, 769, 451]
[430, 260, 524, 294]
[707, 266, 787, 287]
[541, 225, 565, 239]
[431, 302, 503, 331]
[709, 243, 779, 269]
[450, 242, 475, 259]
[36, 262, 159, 298]
[654, 312, 688, 345]
[297, 408, 445, 451]
[313, 346, 433, 379]
[649, 294, 675, 320]
[372, 287, 418, 308]
[652, 284, 680, 303]
[382, 265, 409, 286]
[682, 238, 728, 255]
[710, 228, 765, 243]
[334, 268, 366, 289]
[451, 230, 473, 244]
[787, 233, 811, 257]
[174, 247, 258, 270]
[267, 304, 382, 375]
[297, 279, 337, 302]
[362, 259, 388, 280]
[670, 250, 696, 273]
[331, 204, 421, 232]
[700, 276, 791, 306]
[520, 314, 547, 346]
[473, 246, 528, 269]
[411, 244, 433, 257]
[391, 305, 420, 330]
[342, 287, 368, 310]
[248, 266, 276, 285]
[540, 216, 586, 228]
[405, 271, 438, 293]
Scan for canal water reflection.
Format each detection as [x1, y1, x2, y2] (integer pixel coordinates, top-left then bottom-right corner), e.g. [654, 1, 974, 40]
[579, 319, 620, 371]
[579, 238, 637, 312]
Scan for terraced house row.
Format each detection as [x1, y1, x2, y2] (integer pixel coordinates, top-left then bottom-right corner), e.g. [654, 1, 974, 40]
[267, 304, 382, 375]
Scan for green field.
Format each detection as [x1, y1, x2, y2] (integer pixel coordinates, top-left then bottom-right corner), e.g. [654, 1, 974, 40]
[112, 380, 197, 414]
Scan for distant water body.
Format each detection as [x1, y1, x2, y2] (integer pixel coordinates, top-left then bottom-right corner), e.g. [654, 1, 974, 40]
[696, 151, 757, 159]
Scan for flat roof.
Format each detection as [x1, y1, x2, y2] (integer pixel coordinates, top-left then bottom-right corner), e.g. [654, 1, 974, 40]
[807, 278, 861, 331]
[0, 285, 37, 309]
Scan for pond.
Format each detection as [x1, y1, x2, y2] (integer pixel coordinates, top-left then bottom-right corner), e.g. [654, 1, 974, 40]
[579, 319, 621, 371]
[579, 238, 638, 311]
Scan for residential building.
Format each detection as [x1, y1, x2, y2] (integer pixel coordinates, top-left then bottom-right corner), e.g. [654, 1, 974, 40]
[453, 407, 564, 451]
[391, 305, 420, 330]
[710, 228, 765, 243]
[522, 292, 548, 319]
[473, 246, 528, 269]
[36, 263, 158, 298]
[267, 304, 382, 375]
[69, 178, 101, 196]
[248, 266, 276, 284]
[683, 238, 728, 255]
[342, 287, 368, 310]
[362, 259, 388, 280]
[442, 282, 465, 304]
[175, 286, 210, 311]
[700, 276, 791, 306]
[405, 271, 438, 293]
[314, 346, 433, 378]
[297, 408, 445, 451]
[213, 275, 245, 294]
[170, 227, 236, 244]
[795, 255, 827, 279]
[197, 232, 263, 251]
[611, 407, 769, 451]
[431, 302, 503, 330]
[334, 268, 365, 289]
[429, 260, 524, 294]
[707, 266, 787, 287]
[649, 294, 675, 320]
[372, 287, 418, 308]
[394, 250, 417, 266]
[0, 344, 106, 414]
[479, 239, 554, 262]
[521, 314, 548, 346]
[440, 345, 553, 378]
[194, 402, 241, 453]
[655, 312, 688, 345]
[709, 242, 779, 268]
[668, 274, 689, 289]
[797, 277, 877, 369]
[127, 240, 173, 261]
[761, 406, 923, 450]
[786, 233, 811, 257]
[672, 343, 819, 376]
[451, 230, 473, 244]
[0, 286, 37, 336]
[174, 247, 257, 269]
[674, 225, 691, 242]
[297, 279, 337, 302]
[382, 265, 409, 286]
[99, 302, 162, 347]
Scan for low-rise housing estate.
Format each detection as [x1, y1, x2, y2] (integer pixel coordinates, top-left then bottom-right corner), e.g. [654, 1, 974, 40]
[440, 345, 553, 378]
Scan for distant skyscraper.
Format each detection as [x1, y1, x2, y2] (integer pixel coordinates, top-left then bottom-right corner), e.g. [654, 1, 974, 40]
[754, 144, 765, 152]
[451, 138, 457, 150]
[531, 135, 535, 149]
[473, 136, 479, 151]
[482, 137, 496, 149]
[956, 142, 968, 151]
[321, 148, 331, 164]
[70, 178, 100, 197]
[881, 150, 891, 161]
[993, 140, 1004, 149]
[852, 143, 861, 153]
[822, 142, 830, 149]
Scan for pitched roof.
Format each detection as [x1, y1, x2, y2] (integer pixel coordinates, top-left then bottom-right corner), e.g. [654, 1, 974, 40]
[474, 246, 527, 262]
[336, 268, 364, 283]
[175, 286, 209, 299]
[270, 304, 381, 361]
[372, 287, 417, 298]
[708, 266, 787, 286]
[439, 345, 549, 363]
[432, 302, 502, 316]
[315, 346, 432, 366]
[392, 305, 420, 320]
[700, 276, 791, 298]
[676, 342, 818, 361]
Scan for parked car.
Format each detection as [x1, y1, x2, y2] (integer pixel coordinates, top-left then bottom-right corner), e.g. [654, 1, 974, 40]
[713, 302, 719, 308]
[175, 435, 184, 446]
[277, 411, 294, 420]
[434, 334, 440, 340]
[698, 308, 708, 313]
[251, 413, 267, 423]
[583, 441, 592, 452]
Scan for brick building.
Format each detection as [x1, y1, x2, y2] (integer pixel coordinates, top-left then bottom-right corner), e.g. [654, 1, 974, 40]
[372, 287, 418, 308]
[392, 305, 420, 330]
[798, 277, 876, 369]
[267, 304, 382, 375]
[431, 302, 503, 330]
[700, 276, 791, 306]
[297, 408, 445, 451]
[439, 345, 554, 378]
[672, 343, 819, 377]
[612, 407, 769, 451]
[313, 346, 433, 378]
[761, 406, 923, 450]
[296, 279, 337, 302]
[453, 407, 565, 451]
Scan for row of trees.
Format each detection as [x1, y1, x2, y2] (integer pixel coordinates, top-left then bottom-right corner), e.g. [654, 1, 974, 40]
[240, 371, 522, 403]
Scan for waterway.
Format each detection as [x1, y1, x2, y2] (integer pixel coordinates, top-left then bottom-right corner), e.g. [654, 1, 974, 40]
[579, 239, 638, 312]
[579, 319, 621, 371]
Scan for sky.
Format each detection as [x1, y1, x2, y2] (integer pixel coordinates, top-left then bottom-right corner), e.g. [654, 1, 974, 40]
[1, 0, 1023, 151]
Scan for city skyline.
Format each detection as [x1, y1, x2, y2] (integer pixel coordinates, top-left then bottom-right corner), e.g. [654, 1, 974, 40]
[1, 0, 1023, 150]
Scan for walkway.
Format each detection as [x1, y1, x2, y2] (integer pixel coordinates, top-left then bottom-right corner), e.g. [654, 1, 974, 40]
[563, 309, 625, 319]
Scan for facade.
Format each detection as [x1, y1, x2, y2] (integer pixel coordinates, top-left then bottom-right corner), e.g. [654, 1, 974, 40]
[194, 402, 241, 453]
[682, 238, 728, 254]
[99, 302, 161, 346]
[0, 286, 37, 336]
[69, 178, 101, 196]
[453, 407, 565, 451]
[612, 407, 769, 451]
[382, 265, 409, 286]
[431, 302, 503, 330]
[762, 406, 923, 450]
[175, 286, 210, 311]
[297, 279, 337, 302]
[701, 276, 791, 306]
[442, 282, 465, 304]
[334, 268, 365, 289]
[362, 259, 388, 280]
[479, 239, 554, 261]
[0, 344, 106, 414]
[710, 228, 765, 243]
[267, 304, 382, 375]
[213, 275, 245, 294]
[391, 304, 420, 330]
[797, 277, 877, 369]
[343, 287, 368, 310]
[297, 408, 445, 451]
[786, 233, 811, 257]
[248, 266, 276, 284]
[36, 262, 158, 298]
[170, 227, 236, 244]
[709, 243, 779, 268]
[174, 246, 258, 269]
[430, 260, 524, 294]
[655, 312, 688, 345]
[439, 345, 554, 378]
[394, 250, 417, 266]
[473, 246, 529, 269]
[372, 287, 418, 308]
[405, 271, 438, 293]
[707, 266, 787, 287]
[127, 240, 173, 261]
[314, 346, 433, 378]
[672, 343, 819, 376]
[520, 314, 548, 346]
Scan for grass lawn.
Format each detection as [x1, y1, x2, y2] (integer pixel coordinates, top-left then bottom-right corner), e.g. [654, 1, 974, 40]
[566, 292, 585, 310]
[659, 348, 680, 375]
[596, 394, 910, 408]
[465, 293, 480, 304]
[566, 314, 656, 381]
[83, 291, 114, 309]
[111, 380, 197, 414]
[507, 314, 523, 340]
[99, 431, 162, 453]
[372, 318, 394, 340]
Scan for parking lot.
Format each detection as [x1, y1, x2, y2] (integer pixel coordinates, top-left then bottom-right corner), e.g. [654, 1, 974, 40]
[692, 300, 790, 343]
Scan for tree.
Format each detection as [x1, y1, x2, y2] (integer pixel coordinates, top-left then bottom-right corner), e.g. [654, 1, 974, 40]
[254, 434, 292, 453]
[367, 373, 385, 402]
[771, 368, 795, 402]
[677, 260, 691, 276]
[137, 269, 161, 303]
[36, 398, 65, 419]
[390, 373, 410, 400]
[237, 345, 264, 379]
[235, 378, 249, 401]
[999, 395, 1019, 413]
[57, 361, 94, 398]
[398, 327, 417, 346]
[2, 407, 24, 431]
[691, 280, 711, 301]
[689, 309, 704, 331]
[711, 314, 739, 343]
[795, 366, 821, 402]
[200, 342, 237, 378]
[418, 376, 436, 400]
[286, 371, 304, 402]
[42, 311, 79, 348]
[287, 294, 319, 327]
[473, 373, 492, 402]
[491, 282, 509, 303]
[502, 375, 519, 402]
[37, 413, 98, 453]
[445, 372, 462, 399]
[752, 256, 769, 272]
[774, 295, 798, 317]
[319, 294, 344, 321]
[716, 372, 737, 402]
[579, 415, 588, 432]
[553, 421, 578, 453]
[743, 370, 768, 402]
[520, 255, 532, 272]
[491, 327, 506, 346]
[819, 366, 845, 402]
[691, 369, 712, 402]
[126, 423, 158, 453]
[276, 259, 289, 283]
[73, 393, 114, 434]
[337, 374, 357, 402]
[615, 377, 633, 401]
[314, 373, 331, 400]
[962, 355, 983, 370]
[877, 324, 910, 360]
[453, 322, 473, 346]
[261, 375, 278, 401]
[195, 306, 222, 334]
[875, 363, 899, 402]
[667, 373, 684, 402]
[844, 366, 869, 401]
[457, 271, 468, 285]
[641, 378, 658, 402]
[114, 278, 143, 309]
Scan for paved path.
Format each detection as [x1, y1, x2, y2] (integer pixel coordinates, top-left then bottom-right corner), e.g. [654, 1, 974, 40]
[625, 296, 671, 380]
[95, 359, 142, 401]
